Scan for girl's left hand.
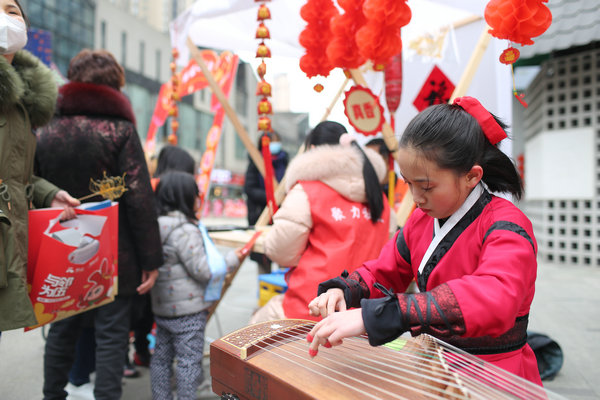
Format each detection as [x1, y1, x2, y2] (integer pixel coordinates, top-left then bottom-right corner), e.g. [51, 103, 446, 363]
[306, 308, 366, 357]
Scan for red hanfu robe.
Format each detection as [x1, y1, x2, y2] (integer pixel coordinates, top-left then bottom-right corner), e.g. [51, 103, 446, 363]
[355, 191, 542, 385]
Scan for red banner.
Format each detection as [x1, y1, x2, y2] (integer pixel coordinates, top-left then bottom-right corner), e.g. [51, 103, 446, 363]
[145, 50, 239, 153]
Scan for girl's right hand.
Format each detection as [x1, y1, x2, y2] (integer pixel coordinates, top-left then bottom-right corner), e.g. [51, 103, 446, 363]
[308, 288, 346, 318]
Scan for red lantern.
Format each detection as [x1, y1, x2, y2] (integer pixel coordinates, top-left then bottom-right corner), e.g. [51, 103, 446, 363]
[326, 0, 366, 70]
[356, 0, 411, 69]
[298, 0, 339, 79]
[485, 0, 552, 46]
[313, 83, 324, 93]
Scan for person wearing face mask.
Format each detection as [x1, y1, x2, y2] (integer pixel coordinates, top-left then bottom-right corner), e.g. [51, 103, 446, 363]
[0, 0, 80, 334]
[243, 131, 289, 275]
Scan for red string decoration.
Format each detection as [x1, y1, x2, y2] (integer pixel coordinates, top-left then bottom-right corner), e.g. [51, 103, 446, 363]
[484, 0, 552, 46]
[384, 52, 402, 130]
[261, 134, 278, 218]
[326, 0, 367, 70]
[355, 0, 411, 70]
[299, 0, 339, 84]
[255, 1, 274, 132]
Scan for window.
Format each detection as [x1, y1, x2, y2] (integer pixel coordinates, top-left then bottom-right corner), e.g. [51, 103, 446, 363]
[101, 20, 106, 49]
[139, 41, 145, 74]
[156, 49, 161, 80]
[121, 31, 127, 66]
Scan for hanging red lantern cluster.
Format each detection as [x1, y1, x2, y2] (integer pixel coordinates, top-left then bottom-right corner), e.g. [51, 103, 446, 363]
[326, 0, 367, 71]
[484, 0, 552, 108]
[356, 0, 412, 70]
[485, 0, 552, 47]
[167, 48, 180, 144]
[298, 0, 339, 91]
[255, 1, 273, 132]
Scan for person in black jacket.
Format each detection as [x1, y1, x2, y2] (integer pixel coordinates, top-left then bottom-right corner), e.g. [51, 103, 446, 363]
[243, 131, 288, 275]
[35, 49, 163, 400]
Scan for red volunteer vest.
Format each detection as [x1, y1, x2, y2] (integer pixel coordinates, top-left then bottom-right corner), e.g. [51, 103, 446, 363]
[282, 181, 391, 320]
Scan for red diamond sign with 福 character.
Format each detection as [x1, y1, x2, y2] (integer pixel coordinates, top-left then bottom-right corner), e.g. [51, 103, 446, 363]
[413, 65, 455, 112]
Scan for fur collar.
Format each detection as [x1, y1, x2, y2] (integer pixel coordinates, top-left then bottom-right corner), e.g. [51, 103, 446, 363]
[57, 82, 136, 124]
[0, 50, 58, 127]
[285, 144, 386, 203]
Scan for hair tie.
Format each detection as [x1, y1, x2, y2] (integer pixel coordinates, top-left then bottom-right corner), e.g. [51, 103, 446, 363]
[453, 96, 507, 145]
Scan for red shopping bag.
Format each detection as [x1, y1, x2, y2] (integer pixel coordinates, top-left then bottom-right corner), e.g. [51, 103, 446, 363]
[26, 201, 118, 330]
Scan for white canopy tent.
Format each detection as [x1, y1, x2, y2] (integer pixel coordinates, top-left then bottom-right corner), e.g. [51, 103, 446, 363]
[170, 0, 513, 142]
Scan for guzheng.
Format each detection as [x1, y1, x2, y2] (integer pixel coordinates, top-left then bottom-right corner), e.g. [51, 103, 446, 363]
[210, 319, 567, 400]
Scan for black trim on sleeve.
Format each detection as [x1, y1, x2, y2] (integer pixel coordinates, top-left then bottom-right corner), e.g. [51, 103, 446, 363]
[483, 221, 536, 253]
[361, 283, 406, 346]
[395, 228, 411, 264]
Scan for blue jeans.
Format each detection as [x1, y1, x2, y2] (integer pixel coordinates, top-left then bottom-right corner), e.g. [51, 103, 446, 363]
[43, 296, 132, 400]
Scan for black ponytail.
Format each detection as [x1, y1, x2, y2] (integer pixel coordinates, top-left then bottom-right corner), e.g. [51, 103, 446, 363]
[351, 141, 384, 222]
[400, 104, 523, 200]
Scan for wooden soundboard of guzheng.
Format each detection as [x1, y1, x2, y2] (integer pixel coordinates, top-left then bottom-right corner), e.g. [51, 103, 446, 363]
[210, 319, 567, 400]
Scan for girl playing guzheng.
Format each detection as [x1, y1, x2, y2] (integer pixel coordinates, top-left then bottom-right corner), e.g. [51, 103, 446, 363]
[307, 97, 543, 386]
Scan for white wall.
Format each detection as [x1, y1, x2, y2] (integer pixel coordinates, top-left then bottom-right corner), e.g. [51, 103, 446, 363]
[525, 128, 594, 200]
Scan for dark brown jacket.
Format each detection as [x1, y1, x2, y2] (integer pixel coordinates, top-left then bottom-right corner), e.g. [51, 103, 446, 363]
[35, 82, 163, 296]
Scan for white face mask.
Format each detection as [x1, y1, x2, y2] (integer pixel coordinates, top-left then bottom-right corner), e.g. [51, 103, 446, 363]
[0, 13, 28, 55]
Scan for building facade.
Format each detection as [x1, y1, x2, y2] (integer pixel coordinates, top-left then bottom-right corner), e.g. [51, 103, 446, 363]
[514, 0, 600, 267]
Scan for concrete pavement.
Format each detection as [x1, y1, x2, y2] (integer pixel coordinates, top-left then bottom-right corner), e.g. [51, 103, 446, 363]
[1, 218, 599, 399]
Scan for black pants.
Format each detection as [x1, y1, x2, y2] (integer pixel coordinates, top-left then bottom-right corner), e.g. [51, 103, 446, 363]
[43, 296, 132, 400]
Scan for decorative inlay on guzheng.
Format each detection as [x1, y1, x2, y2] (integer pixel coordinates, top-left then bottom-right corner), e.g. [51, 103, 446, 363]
[210, 319, 567, 400]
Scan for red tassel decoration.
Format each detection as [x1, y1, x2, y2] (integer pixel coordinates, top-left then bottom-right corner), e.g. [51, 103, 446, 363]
[261, 134, 278, 218]
[298, 0, 339, 78]
[326, 0, 367, 70]
[355, 0, 411, 70]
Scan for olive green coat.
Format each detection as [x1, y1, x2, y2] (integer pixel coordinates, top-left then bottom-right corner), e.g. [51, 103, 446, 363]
[0, 50, 59, 331]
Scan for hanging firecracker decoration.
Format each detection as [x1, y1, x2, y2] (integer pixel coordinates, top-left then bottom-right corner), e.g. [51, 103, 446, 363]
[255, 0, 273, 134]
[255, 0, 277, 220]
[485, 0, 552, 108]
[167, 48, 180, 145]
[257, 97, 273, 115]
[298, 0, 339, 91]
[255, 22, 270, 40]
[256, 81, 272, 97]
[326, 0, 366, 70]
[355, 0, 411, 70]
[384, 52, 402, 130]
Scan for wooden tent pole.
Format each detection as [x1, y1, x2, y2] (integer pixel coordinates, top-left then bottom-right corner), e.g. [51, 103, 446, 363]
[186, 37, 274, 188]
[449, 26, 492, 102]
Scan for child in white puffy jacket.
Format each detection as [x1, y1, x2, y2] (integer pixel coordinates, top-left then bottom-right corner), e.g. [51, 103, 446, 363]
[150, 171, 244, 400]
